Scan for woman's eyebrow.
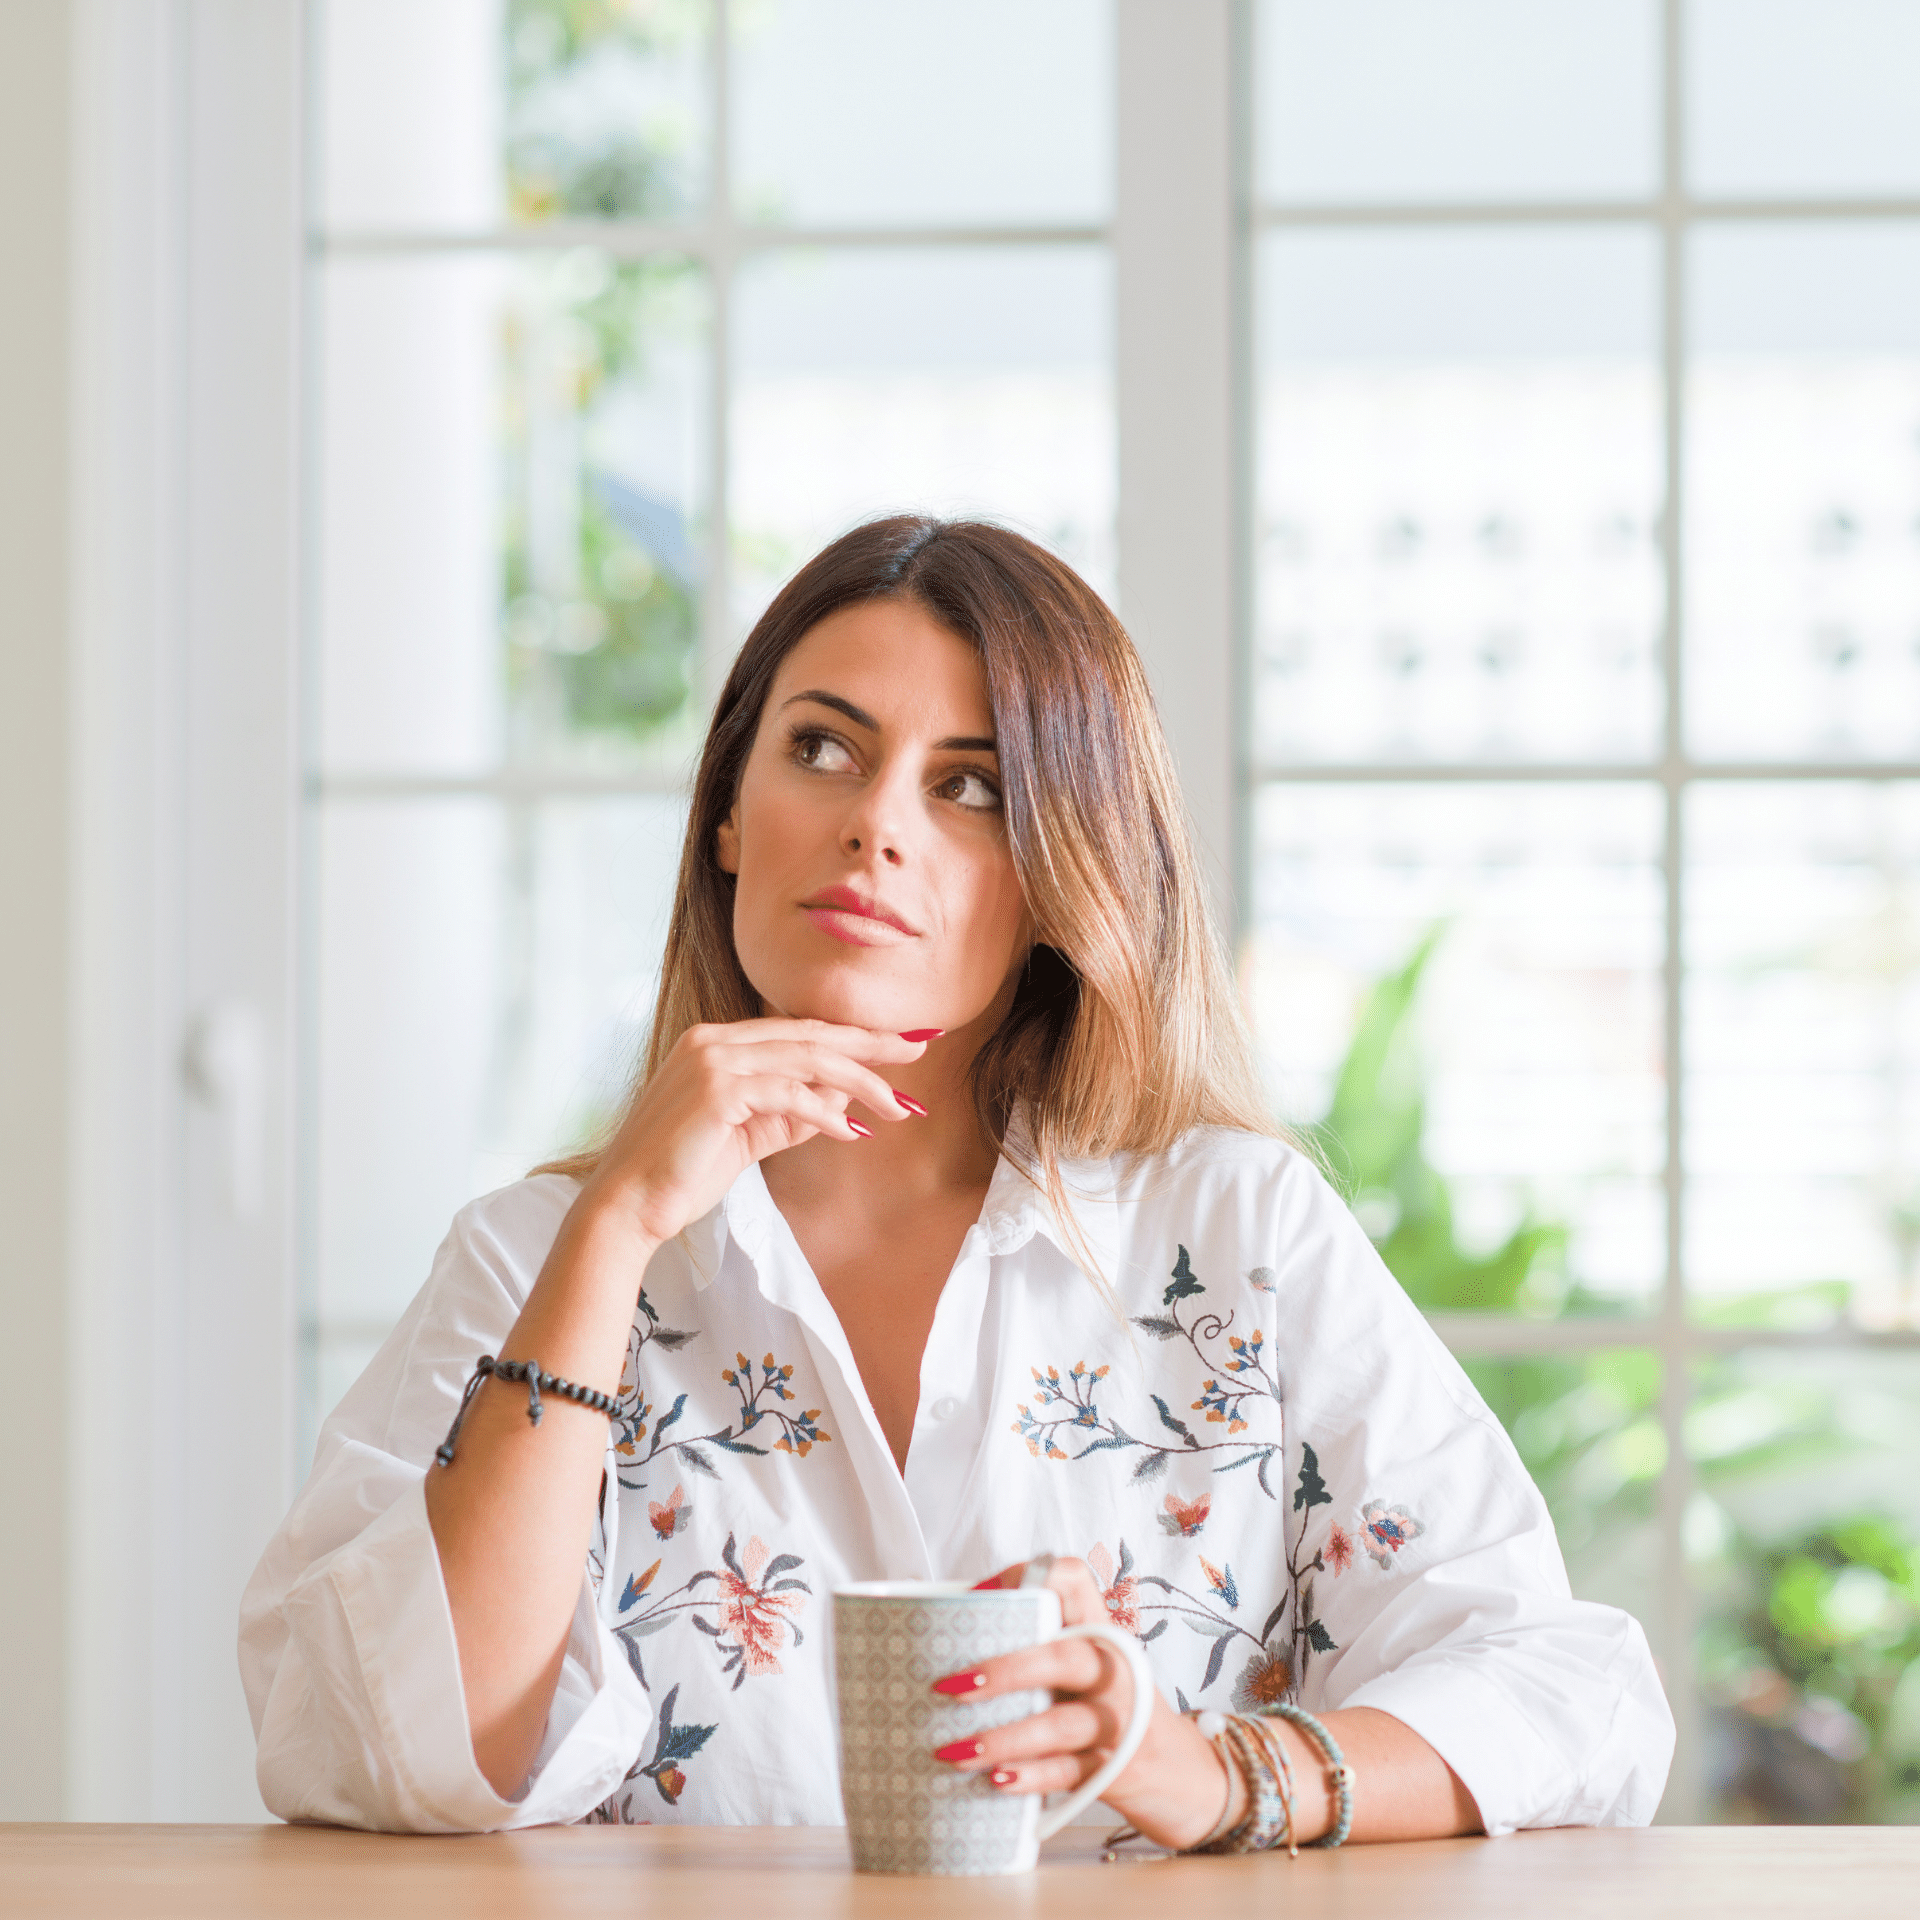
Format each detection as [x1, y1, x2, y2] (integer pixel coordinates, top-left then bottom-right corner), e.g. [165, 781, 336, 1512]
[779, 690, 996, 754]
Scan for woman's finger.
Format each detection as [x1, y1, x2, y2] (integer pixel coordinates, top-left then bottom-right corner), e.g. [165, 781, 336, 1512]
[931, 1634, 1109, 1702]
[702, 1038, 922, 1122]
[985, 1754, 1096, 1797]
[935, 1698, 1118, 1771]
[729, 1076, 869, 1144]
[692, 1017, 933, 1065]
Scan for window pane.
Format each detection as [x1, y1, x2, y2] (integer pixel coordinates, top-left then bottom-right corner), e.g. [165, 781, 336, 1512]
[1464, 1349, 1665, 1621]
[1686, 782, 1920, 1331]
[1690, 0, 1920, 198]
[320, 0, 712, 229]
[1249, 783, 1666, 1315]
[730, 246, 1114, 624]
[731, 0, 1112, 229]
[1685, 224, 1920, 763]
[1256, 0, 1658, 206]
[1256, 228, 1663, 766]
[318, 252, 710, 775]
[1691, 1350, 1920, 1824]
[313, 795, 686, 1422]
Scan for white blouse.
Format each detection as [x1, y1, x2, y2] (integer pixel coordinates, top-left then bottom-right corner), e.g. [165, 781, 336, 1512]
[239, 1128, 1673, 1835]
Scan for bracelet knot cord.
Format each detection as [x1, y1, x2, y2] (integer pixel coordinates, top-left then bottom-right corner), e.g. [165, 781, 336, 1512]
[433, 1355, 618, 1467]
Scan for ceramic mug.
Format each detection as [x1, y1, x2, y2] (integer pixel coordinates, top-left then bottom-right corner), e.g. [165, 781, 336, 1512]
[832, 1579, 1157, 1875]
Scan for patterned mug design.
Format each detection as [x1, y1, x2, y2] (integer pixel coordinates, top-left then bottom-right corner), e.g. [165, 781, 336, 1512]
[832, 1581, 1156, 1875]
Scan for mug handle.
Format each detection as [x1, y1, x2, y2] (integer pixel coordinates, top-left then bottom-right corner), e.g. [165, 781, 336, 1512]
[1032, 1620, 1159, 1841]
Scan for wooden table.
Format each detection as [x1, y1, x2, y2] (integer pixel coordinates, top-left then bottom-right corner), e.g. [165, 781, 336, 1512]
[4, 1822, 1915, 1919]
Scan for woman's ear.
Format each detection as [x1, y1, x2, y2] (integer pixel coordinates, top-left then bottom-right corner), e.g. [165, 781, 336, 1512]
[715, 804, 741, 875]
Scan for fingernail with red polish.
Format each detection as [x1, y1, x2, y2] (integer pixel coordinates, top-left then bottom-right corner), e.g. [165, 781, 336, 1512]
[931, 1670, 986, 1696]
[990, 1769, 1019, 1789]
[899, 1029, 943, 1042]
[846, 1118, 873, 1138]
[970, 1574, 1004, 1591]
[934, 1739, 984, 1765]
[892, 1090, 928, 1117]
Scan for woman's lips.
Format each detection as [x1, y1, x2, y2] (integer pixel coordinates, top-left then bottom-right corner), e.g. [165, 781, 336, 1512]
[800, 888, 919, 948]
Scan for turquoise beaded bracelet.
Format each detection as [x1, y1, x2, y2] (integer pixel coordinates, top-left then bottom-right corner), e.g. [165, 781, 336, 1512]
[1261, 1703, 1354, 1848]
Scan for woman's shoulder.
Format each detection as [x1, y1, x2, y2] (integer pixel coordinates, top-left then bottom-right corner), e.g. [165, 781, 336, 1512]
[437, 1169, 584, 1279]
[1103, 1123, 1330, 1205]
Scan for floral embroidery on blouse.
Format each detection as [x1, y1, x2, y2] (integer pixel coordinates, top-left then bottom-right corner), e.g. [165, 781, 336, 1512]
[586, 1683, 717, 1822]
[1012, 1246, 1286, 1493]
[1360, 1498, 1426, 1568]
[611, 1291, 830, 1491]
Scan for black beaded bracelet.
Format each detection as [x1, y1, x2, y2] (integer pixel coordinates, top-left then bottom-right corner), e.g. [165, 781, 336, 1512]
[433, 1355, 618, 1467]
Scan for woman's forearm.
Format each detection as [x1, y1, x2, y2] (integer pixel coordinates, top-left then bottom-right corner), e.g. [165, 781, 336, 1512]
[1285, 1707, 1481, 1843]
[423, 1197, 659, 1798]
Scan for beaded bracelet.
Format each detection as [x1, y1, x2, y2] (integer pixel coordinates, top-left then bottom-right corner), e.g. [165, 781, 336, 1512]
[1261, 1702, 1354, 1848]
[433, 1355, 618, 1467]
[1190, 1710, 1297, 1854]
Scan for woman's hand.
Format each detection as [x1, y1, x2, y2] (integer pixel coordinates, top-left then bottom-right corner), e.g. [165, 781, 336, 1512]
[579, 1018, 930, 1250]
[930, 1556, 1246, 1850]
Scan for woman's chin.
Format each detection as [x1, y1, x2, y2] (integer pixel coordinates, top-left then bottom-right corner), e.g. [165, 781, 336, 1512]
[751, 960, 937, 1034]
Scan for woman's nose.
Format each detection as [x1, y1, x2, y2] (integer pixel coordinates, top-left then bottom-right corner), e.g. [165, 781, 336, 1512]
[841, 769, 913, 866]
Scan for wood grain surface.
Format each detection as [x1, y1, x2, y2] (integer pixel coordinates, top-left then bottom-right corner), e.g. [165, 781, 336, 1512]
[3, 1821, 1915, 1919]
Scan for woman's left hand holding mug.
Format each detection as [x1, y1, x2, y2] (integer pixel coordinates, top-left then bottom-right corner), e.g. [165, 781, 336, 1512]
[930, 1556, 1246, 1850]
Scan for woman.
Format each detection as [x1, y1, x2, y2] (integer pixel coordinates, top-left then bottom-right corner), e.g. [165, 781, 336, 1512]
[240, 517, 1673, 1844]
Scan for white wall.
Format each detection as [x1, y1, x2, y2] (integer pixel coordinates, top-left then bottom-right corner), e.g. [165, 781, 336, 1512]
[0, 0, 74, 1827]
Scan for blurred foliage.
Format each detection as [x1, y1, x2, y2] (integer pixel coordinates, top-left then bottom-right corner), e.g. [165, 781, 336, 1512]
[1314, 927, 1920, 1821]
[505, 0, 704, 222]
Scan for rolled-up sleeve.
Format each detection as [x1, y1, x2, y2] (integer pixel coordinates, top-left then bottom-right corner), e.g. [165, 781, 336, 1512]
[237, 1178, 652, 1830]
[1265, 1156, 1676, 1833]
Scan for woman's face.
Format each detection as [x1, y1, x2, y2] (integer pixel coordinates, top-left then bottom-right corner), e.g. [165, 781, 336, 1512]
[716, 597, 1033, 1037]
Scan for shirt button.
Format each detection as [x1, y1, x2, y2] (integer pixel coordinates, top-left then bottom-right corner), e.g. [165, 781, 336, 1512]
[929, 1396, 962, 1422]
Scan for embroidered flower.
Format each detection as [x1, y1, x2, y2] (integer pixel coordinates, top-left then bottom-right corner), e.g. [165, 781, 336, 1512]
[1198, 1555, 1240, 1609]
[1360, 1499, 1425, 1569]
[1232, 1644, 1293, 1713]
[653, 1765, 687, 1804]
[772, 1408, 830, 1456]
[716, 1534, 807, 1675]
[1087, 1541, 1140, 1634]
[1012, 1403, 1069, 1459]
[1247, 1266, 1277, 1293]
[1325, 1522, 1354, 1576]
[1224, 1329, 1266, 1374]
[618, 1558, 661, 1612]
[1159, 1492, 1211, 1538]
[1191, 1377, 1249, 1434]
[649, 1484, 691, 1541]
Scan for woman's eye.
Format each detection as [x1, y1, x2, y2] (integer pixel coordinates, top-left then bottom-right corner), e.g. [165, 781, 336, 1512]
[936, 768, 1002, 811]
[793, 731, 857, 773]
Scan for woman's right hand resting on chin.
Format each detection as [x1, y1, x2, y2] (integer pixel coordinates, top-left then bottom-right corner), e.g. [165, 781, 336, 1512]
[425, 1018, 928, 1798]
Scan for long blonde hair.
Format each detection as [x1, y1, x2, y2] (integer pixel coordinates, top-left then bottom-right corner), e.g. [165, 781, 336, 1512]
[538, 516, 1278, 1235]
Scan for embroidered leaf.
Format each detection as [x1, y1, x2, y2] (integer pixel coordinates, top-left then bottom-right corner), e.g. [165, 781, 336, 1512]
[689, 1615, 722, 1636]
[1212, 1447, 1273, 1474]
[1182, 1616, 1238, 1640]
[790, 1622, 804, 1647]
[1150, 1394, 1196, 1443]
[637, 1291, 660, 1326]
[763, 1553, 805, 1579]
[627, 1614, 674, 1639]
[617, 1630, 648, 1690]
[651, 1684, 681, 1761]
[1176, 1688, 1193, 1714]
[1139, 1618, 1169, 1643]
[1074, 1427, 1138, 1458]
[720, 1533, 744, 1580]
[767, 1577, 811, 1594]
[1163, 1245, 1205, 1306]
[652, 1328, 698, 1351]
[1132, 1449, 1172, 1483]
[1293, 1441, 1332, 1513]
[1256, 1451, 1276, 1501]
[707, 1432, 770, 1456]
[653, 1394, 688, 1438]
[1260, 1600, 1288, 1646]
[678, 1446, 719, 1479]
[1201, 1630, 1231, 1693]
[1137, 1573, 1176, 1594]
[1307, 1619, 1338, 1654]
[656, 1719, 717, 1767]
[1132, 1315, 1182, 1341]
[1118, 1538, 1136, 1581]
